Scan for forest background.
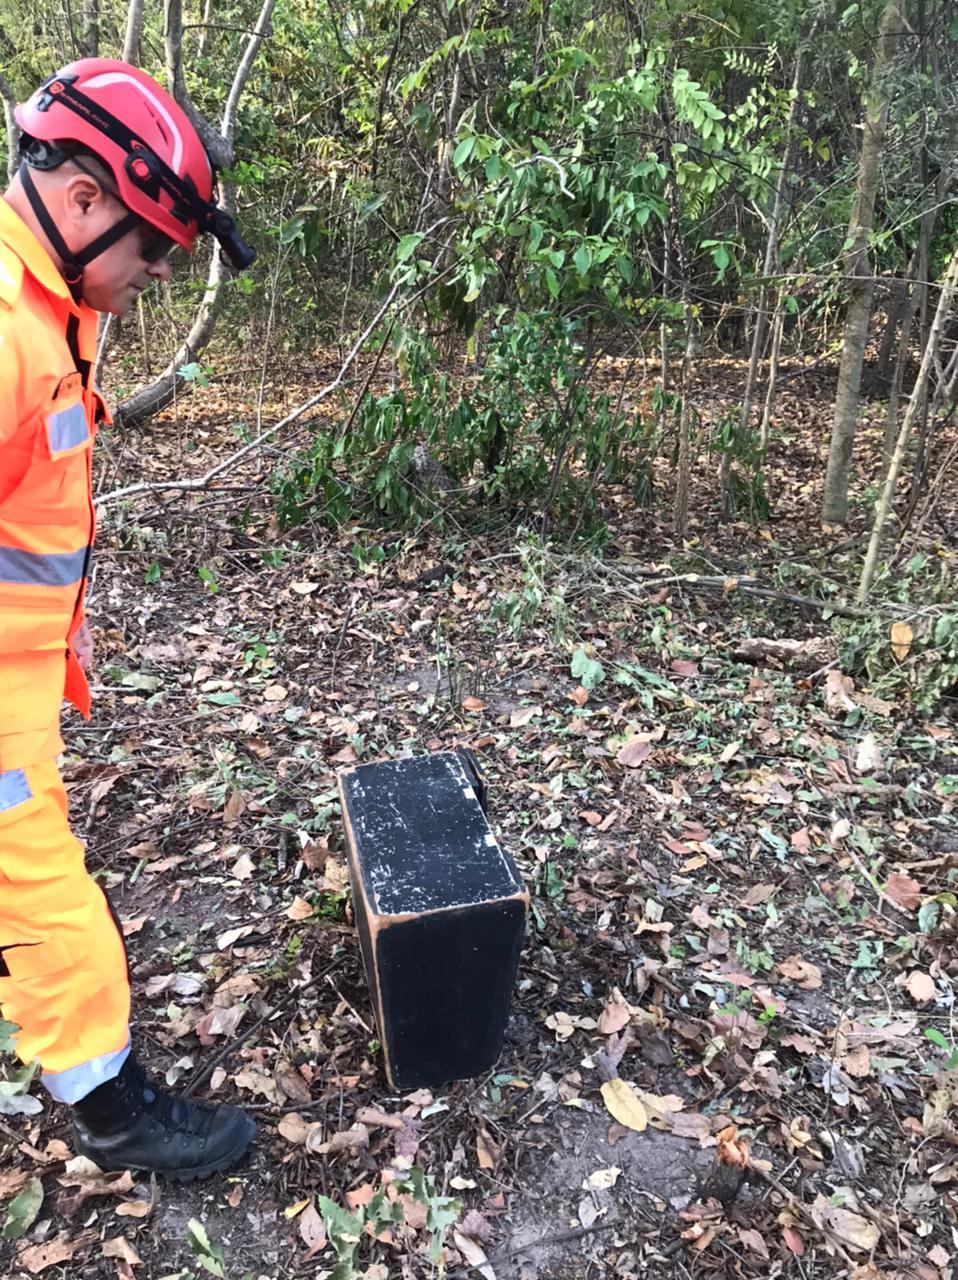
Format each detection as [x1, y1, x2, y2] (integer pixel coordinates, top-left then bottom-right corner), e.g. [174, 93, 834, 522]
[0, 2, 957, 1278]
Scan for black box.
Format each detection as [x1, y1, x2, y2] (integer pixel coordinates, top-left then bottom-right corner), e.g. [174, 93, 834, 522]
[338, 751, 528, 1091]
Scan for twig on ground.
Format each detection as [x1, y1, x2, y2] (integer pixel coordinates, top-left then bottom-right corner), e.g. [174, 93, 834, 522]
[96, 253, 454, 508]
[182, 962, 340, 1096]
[604, 564, 919, 621]
[325, 973, 373, 1035]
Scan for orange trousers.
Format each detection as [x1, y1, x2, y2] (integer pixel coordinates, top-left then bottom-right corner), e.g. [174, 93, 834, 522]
[0, 759, 130, 1102]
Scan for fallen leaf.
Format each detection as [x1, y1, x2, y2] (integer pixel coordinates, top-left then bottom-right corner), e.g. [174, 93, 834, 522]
[738, 1227, 770, 1259]
[356, 1107, 404, 1130]
[907, 970, 936, 1004]
[320, 856, 349, 893]
[600, 1078, 648, 1132]
[453, 1227, 491, 1271]
[263, 683, 288, 702]
[885, 873, 921, 911]
[305, 1123, 369, 1157]
[101, 1238, 142, 1267]
[231, 851, 255, 881]
[569, 686, 590, 707]
[825, 670, 856, 716]
[776, 955, 823, 990]
[298, 1200, 327, 1255]
[222, 788, 246, 824]
[670, 659, 698, 676]
[578, 1197, 600, 1229]
[782, 1226, 806, 1256]
[598, 995, 631, 1035]
[115, 1198, 153, 1219]
[278, 1112, 319, 1145]
[3, 1177, 44, 1240]
[811, 1198, 880, 1253]
[17, 1233, 81, 1273]
[0, 1170, 28, 1199]
[633, 1090, 685, 1129]
[286, 895, 313, 921]
[476, 1128, 500, 1171]
[345, 1183, 375, 1210]
[582, 1166, 621, 1190]
[510, 705, 541, 728]
[616, 738, 653, 768]
[855, 733, 884, 775]
[890, 621, 913, 662]
[671, 1113, 712, 1142]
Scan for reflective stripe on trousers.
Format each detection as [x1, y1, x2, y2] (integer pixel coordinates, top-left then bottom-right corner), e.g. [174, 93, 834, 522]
[0, 760, 130, 1103]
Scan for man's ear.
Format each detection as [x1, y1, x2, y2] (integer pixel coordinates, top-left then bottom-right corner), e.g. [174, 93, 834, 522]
[62, 172, 107, 220]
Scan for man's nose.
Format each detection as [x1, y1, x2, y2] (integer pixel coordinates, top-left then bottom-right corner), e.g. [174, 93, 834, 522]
[146, 256, 173, 284]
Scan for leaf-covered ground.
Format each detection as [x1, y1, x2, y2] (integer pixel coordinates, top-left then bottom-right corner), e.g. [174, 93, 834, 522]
[1, 351, 956, 1280]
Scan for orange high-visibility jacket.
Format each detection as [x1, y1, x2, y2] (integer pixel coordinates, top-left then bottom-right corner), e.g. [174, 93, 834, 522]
[0, 197, 108, 771]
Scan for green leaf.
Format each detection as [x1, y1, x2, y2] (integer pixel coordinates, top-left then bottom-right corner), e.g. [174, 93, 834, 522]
[925, 1027, 949, 1051]
[396, 233, 424, 263]
[918, 900, 941, 934]
[317, 1196, 363, 1257]
[0, 1019, 17, 1054]
[204, 691, 241, 707]
[3, 1178, 44, 1241]
[573, 245, 591, 276]
[571, 646, 604, 689]
[186, 1219, 225, 1277]
[453, 135, 476, 168]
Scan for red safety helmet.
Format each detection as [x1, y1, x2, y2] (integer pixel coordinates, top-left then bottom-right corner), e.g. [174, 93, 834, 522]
[15, 58, 254, 285]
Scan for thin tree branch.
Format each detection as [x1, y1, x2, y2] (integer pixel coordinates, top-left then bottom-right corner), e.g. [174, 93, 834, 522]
[98, 264, 451, 507]
[221, 0, 275, 149]
[0, 69, 20, 181]
[164, 0, 229, 167]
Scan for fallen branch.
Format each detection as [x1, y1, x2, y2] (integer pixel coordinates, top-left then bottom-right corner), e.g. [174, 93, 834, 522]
[97, 282, 403, 507]
[98, 253, 453, 507]
[603, 563, 922, 621]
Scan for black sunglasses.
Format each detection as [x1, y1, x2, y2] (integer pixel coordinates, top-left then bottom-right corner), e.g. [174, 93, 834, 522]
[137, 226, 178, 264]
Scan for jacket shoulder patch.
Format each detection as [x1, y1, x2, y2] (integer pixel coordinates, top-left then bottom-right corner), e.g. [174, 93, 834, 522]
[0, 242, 24, 310]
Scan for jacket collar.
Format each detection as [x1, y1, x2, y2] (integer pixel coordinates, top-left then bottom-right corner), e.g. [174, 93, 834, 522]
[0, 194, 75, 304]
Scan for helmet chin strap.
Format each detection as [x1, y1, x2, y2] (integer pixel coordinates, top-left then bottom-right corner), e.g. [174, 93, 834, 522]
[19, 161, 141, 303]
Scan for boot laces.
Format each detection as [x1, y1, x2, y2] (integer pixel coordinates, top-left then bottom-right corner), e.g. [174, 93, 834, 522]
[121, 1059, 220, 1138]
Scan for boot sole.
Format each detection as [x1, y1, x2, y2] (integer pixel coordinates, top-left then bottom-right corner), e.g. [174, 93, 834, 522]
[75, 1116, 256, 1182]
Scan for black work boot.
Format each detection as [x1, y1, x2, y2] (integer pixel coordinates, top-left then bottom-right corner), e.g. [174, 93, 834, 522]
[72, 1055, 255, 1181]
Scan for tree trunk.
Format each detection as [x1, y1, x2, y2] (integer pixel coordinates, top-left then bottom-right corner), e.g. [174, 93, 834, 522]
[163, 0, 231, 168]
[759, 297, 786, 451]
[737, 40, 808, 467]
[79, 0, 99, 57]
[196, 0, 215, 61]
[821, 1, 903, 525]
[858, 244, 958, 601]
[0, 70, 19, 181]
[436, 0, 478, 204]
[122, 0, 145, 63]
[673, 296, 696, 539]
[117, 0, 276, 427]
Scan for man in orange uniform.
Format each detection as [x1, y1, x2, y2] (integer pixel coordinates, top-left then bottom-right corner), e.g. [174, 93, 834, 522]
[1, 59, 257, 1179]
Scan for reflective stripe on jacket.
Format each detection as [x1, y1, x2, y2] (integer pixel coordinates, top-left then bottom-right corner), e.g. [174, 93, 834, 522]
[0, 197, 108, 769]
